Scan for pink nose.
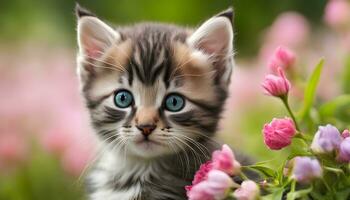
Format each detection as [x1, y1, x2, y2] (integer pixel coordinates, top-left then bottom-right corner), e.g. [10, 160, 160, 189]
[136, 124, 156, 137]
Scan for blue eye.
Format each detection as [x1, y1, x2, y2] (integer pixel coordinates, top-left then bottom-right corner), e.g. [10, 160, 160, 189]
[165, 94, 185, 112]
[114, 90, 133, 108]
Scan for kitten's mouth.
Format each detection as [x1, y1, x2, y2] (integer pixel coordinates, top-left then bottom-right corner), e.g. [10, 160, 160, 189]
[135, 138, 162, 146]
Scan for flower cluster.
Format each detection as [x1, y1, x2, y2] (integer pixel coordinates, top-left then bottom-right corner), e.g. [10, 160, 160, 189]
[186, 145, 259, 200]
[259, 45, 350, 196]
[189, 41, 350, 199]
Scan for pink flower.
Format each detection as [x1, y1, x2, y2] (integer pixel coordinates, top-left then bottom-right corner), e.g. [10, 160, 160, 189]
[311, 124, 343, 153]
[187, 183, 216, 200]
[263, 117, 296, 150]
[292, 157, 322, 183]
[268, 46, 296, 73]
[212, 144, 241, 175]
[186, 161, 213, 192]
[233, 180, 260, 200]
[262, 68, 291, 97]
[187, 170, 233, 200]
[259, 12, 309, 62]
[342, 129, 350, 138]
[0, 133, 28, 170]
[192, 161, 213, 185]
[324, 0, 350, 29]
[337, 137, 350, 163]
[267, 12, 310, 47]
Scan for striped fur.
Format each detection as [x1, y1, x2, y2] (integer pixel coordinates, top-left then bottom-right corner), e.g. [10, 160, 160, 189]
[76, 4, 237, 200]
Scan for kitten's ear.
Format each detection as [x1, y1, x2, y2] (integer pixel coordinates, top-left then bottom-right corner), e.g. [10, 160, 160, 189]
[76, 4, 120, 59]
[187, 8, 234, 86]
[188, 8, 233, 56]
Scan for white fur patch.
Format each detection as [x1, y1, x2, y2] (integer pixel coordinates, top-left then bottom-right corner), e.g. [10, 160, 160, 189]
[88, 151, 161, 200]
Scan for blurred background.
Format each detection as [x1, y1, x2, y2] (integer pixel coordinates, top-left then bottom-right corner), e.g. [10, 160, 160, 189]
[1, 0, 349, 199]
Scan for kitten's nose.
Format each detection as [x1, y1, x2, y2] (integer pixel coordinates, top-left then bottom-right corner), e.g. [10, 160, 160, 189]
[136, 124, 156, 137]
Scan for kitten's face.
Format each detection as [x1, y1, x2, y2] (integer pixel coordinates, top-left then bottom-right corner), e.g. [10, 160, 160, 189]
[76, 6, 234, 158]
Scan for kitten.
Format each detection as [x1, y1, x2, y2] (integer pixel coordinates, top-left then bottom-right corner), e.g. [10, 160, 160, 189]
[75, 4, 242, 200]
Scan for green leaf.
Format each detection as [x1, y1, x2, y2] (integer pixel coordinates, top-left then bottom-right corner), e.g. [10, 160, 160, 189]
[298, 59, 324, 121]
[335, 187, 350, 200]
[324, 166, 345, 175]
[277, 162, 287, 186]
[253, 159, 278, 166]
[261, 188, 284, 200]
[286, 186, 313, 200]
[290, 138, 311, 156]
[319, 95, 350, 124]
[244, 165, 276, 178]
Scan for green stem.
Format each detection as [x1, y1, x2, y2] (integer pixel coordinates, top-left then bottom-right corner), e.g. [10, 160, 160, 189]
[290, 179, 296, 192]
[286, 179, 297, 200]
[281, 95, 300, 131]
[231, 181, 241, 189]
[240, 172, 249, 180]
[294, 133, 311, 146]
[322, 178, 332, 192]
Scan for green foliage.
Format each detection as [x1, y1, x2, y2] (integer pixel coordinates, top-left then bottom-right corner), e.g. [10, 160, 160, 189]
[0, 148, 85, 200]
[319, 95, 350, 128]
[0, 0, 327, 57]
[240, 58, 350, 200]
[342, 56, 350, 94]
[286, 186, 312, 200]
[298, 59, 324, 122]
[261, 188, 284, 200]
[243, 164, 276, 178]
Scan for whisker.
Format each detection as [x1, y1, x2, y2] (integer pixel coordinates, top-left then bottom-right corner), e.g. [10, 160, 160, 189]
[166, 140, 187, 177]
[171, 135, 202, 170]
[172, 69, 216, 80]
[177, 134, 210, 158]
[76, 131, 120, 185]
[88, 50, 128, 72]
[84, 56, 126, 73]
[169, 54, 198, 79]
[82, 59, 124, 73]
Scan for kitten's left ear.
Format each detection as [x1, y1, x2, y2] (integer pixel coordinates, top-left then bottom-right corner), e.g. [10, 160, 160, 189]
[187, 8, 234, 86]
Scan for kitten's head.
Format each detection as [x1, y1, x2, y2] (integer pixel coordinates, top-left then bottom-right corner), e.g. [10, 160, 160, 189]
[75, 5, 234, 159]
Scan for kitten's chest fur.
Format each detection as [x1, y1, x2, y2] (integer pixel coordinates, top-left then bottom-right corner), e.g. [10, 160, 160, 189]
[86, 149, 209, 200]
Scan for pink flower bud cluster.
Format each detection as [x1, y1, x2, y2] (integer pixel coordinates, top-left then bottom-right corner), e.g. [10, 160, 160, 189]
[186, 145, 259, 200]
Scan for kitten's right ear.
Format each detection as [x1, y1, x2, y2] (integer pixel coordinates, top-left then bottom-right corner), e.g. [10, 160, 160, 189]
[76, 4, 120, 59]
[75, 3, 96, 18]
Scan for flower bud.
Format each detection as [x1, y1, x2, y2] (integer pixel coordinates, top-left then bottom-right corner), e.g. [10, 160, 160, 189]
[342, 129, 350, 138]
[263, 117, 296, 150]
[292, 157, 322, 184]
[262, 68, 291, 97]
[233, 180, 260, 200]
[268, 46, 296, 73]
[212, 144, 241, 175]
[187, 170, 233, 200]
[324, 0, 350, 29]
[338, 137, 350, 163]
[185, 161, 213, 193]
[311, 124, 342, 153]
